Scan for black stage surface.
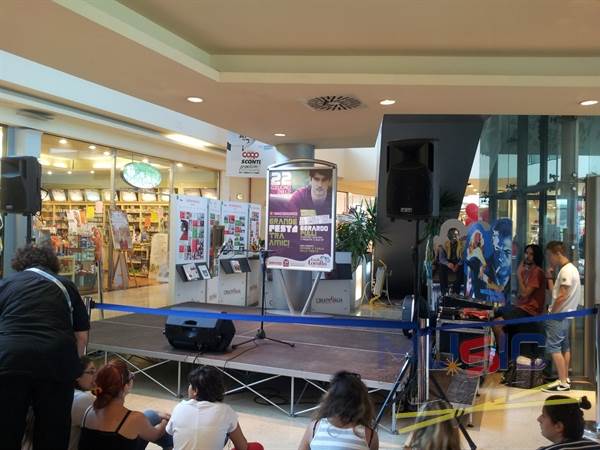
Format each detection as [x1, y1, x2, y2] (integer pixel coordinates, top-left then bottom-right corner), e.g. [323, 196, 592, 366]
[88, 303, 412, 391]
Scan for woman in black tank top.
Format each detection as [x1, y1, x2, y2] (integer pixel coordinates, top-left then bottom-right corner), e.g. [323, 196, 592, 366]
[78, 359, 169, 450]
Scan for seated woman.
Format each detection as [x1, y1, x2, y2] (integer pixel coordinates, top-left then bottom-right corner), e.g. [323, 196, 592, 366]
[537, 395, 600, 449]
[298, 371, 379, 450]
[79, 359, 172, 450]
[403, 400, 460, 450]
[70, 356, 97, 450]
[166, 366, 262, 450]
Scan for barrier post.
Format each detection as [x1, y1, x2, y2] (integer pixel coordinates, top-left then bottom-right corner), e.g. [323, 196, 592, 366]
[585, 305, 600, 441]
[417, 317, 429, 403]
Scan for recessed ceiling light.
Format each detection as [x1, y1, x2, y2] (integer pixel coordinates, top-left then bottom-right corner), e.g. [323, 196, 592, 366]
[67, 171, 72, 175]
[88, 145, 96, 150]
[103, 151, 111, 156]
[379, 99, 396, 106]
[274, 133, 286, 137]
[90, 170, 95, 174]
[187, 96, 204, 103]
[176, 162, 183, 167]
[142, 158, 149, 163]
[47, 171, 52, 175]
[59, 138, 68, 144]
[580, 100, 599, 106]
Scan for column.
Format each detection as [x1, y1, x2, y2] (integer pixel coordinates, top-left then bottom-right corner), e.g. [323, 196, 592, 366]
[2, 127, 42, 276]
[560, 117, 579, 261]
[516, 116, 528, 252]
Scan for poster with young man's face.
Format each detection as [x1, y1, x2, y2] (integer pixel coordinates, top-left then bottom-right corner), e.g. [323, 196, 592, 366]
[266, 167, 335, 272]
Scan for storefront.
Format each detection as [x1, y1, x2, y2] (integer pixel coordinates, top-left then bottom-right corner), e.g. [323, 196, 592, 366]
[470, 115, 600, 380]
[34, 133, 219, 293]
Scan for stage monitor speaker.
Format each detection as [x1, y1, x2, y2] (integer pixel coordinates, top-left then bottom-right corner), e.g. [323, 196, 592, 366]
[0, 156, 42, 214]
[385, 139, 439, 219]
[164, 309, 236, 352]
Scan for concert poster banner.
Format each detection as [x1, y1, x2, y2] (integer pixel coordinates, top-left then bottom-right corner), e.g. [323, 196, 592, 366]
[464, 218, 513, 304]
[226, 133, 278, 178]
[266, 164, 336, 272]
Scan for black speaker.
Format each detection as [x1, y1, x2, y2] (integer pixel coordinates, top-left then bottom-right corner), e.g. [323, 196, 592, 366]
[386, 139, 439, 219]
[0, 156, 42, 214]
[164, 309, 235, 352]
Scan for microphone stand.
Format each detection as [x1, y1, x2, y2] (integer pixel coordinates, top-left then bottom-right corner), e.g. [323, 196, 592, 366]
[232, 249, 295, 349]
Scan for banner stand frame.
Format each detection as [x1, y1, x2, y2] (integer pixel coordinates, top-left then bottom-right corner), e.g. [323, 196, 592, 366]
[265, 159, 337, 314]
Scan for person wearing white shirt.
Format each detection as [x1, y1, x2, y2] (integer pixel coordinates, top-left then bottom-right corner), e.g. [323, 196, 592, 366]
[69, 356, 97, 450]
[542, 241, 582, 393]
[166, 366, 263, 450]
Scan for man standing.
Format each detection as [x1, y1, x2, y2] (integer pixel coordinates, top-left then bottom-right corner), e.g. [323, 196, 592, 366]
[542, 241, 581, 392]
[438, 228, 465, 295]
[493, 244, 546, 358]
[0, 244, 90, 449]
[287, 169, 332, 216]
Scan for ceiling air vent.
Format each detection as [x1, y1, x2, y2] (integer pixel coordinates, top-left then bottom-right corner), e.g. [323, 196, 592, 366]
[306, 95, 362, 111]
[16, 109, 54, 121]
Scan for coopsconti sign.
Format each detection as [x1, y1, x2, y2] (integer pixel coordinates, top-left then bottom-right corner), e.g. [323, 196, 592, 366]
[226, 133, 277, 178]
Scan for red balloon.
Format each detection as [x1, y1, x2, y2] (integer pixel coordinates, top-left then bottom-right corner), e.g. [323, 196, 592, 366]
[465, 217, 475, 226]
[480, 208, 490, 223]
[466, 203, 479, 220]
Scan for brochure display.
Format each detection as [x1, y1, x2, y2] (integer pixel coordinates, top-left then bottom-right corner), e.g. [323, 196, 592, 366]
[169, 195, 209, 304]
[206, 199, 222, 304]
[246, 203, 262, 306]
[218, 201, 253, 306]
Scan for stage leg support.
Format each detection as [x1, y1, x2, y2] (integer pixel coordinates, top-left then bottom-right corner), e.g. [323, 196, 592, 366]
[290, 376, 295, 416]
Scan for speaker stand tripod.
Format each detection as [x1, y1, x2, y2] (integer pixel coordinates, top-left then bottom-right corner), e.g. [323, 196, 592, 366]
[232, 250, 295, 350]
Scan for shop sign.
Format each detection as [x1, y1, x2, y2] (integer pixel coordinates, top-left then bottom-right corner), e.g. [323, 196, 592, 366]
[122, 162, 162, 189]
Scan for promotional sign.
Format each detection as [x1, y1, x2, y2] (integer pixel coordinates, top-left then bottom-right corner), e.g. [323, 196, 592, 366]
[172, 195, 209, 264]
[464, 218, 512, 304]
[226, 133, 278, 178]
[248, 203, 261, 253]
[266, 166, 336, 272]
[109, 209, 132, 250]
[221, 201, 248, 257]
[149, 232, 169, 282]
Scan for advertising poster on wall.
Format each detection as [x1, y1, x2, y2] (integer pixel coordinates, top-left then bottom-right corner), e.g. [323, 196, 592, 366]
[149, 232, 169, 282]
[248, 203, 261, 253]
[464, 218, 512, 304]
[109, 209, 132, 250]
[266, 166, 335, 272]
[173, 196, 209, 264]
[226, 133, 278, 178]
[221, 201, 248, 257]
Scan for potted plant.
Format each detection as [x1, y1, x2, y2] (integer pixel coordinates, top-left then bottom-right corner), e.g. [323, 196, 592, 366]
[336, 199, 390, 271]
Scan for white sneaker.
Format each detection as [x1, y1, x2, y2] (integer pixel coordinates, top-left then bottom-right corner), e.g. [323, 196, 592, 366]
[542, 380, 571, 393]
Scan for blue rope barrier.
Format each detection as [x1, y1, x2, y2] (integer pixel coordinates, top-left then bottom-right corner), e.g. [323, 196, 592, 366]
[92, 302, 597, 333]
[92, 302, 419, 330]
[437, 307, 597, 331]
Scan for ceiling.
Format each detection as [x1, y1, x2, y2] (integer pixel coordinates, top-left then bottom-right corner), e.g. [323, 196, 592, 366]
[1, 0, 600, 149]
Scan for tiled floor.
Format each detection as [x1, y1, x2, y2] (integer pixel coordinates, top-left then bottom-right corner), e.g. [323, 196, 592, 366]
[94, 286, 598, 449]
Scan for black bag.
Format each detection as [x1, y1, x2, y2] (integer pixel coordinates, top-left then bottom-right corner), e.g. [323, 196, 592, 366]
[503, 358, 544, 389]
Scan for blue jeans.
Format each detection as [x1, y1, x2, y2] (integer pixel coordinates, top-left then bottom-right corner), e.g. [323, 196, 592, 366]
[136, 410, 173, 450]
[545, 319, 570, 354]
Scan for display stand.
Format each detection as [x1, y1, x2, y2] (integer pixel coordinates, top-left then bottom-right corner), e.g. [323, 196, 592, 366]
[168, 195, 209, 304]
[111, 249, 137, 288]
[265, 159, 337, 315]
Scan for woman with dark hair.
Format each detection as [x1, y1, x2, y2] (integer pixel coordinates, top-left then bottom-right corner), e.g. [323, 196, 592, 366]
[537, 395, 600, 449]
[166, 366, 263, 450]
[403, 400, 460, 450]
[79, 359, 172, 450]
[69, 356, 97, 450]
[0, 244, 90, 449]
[298, 371, 379, 450]
[493, 243, 546, 363]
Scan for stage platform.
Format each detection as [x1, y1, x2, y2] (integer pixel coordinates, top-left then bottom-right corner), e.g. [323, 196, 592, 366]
[88, 303, 412, 429]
